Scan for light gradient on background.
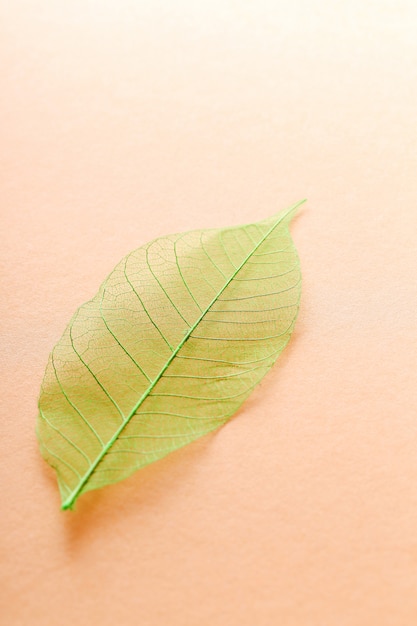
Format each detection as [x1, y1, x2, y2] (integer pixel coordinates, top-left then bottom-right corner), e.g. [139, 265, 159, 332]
[1, 1, 417, 625]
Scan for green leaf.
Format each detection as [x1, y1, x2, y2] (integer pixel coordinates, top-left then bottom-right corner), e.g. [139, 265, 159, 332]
[37, 201, 304, 509]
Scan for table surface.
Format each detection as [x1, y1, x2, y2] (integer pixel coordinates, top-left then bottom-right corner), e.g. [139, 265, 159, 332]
[1, 2, 417, 625]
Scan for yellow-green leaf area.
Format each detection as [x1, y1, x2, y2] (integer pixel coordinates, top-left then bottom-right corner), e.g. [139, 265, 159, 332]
[37, 202, 304, 509]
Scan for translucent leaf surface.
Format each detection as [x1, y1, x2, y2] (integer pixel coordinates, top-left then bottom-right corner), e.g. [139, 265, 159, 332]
[37, 202, 304, 509]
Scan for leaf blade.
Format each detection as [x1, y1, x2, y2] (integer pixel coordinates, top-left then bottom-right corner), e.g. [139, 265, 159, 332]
[37, 201, 304, 508]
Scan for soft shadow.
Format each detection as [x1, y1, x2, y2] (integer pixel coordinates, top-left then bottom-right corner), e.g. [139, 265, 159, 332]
[61, 428, 221, 549]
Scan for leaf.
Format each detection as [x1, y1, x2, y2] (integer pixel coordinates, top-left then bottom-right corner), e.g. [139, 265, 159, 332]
[37, 201, 304, 509]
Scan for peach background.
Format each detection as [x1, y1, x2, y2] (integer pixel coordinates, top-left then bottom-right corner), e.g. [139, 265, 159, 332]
[1, 2, 417, 625]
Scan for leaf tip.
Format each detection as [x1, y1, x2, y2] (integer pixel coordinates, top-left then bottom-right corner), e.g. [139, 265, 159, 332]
[275, 198, 306, 227]
[289, 197, 307, 216]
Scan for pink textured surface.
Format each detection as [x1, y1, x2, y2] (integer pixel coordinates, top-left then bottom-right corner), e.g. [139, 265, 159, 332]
[1, 2, 417, 625]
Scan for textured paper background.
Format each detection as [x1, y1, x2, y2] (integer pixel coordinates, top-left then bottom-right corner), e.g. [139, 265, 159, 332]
[1, 2, 417, 625]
